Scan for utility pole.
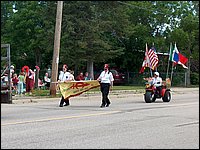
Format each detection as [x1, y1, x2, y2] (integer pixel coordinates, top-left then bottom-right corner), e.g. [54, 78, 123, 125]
[50, 1, 63, 96]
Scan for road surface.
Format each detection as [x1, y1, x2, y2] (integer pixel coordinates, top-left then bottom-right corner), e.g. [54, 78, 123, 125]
[1, 87, 199, 149]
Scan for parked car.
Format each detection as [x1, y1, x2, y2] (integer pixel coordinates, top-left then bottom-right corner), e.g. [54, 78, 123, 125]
[94, 69, 126, 85]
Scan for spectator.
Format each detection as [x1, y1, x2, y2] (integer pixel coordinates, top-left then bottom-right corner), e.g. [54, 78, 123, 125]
[68, 70, 75, 81]
[17, 71, 25, 95]
[38, 78, 45, 89]
[25, 69, 35, 95]
[3, 65, 15, 86]
[84, 72, 91, 80]
[12, 73, 19, 94]
[76, 72, 84, 81]
[44, 72, 51, 89]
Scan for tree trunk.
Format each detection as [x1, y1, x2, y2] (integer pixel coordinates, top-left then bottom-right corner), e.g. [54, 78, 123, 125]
[35, 48, 41, 89]
[87, 60, 94, 80]
[186, 36, 192, 87]
[186, 57, 191, 87]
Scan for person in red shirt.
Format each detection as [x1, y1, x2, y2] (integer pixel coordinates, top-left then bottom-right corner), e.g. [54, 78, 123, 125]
[12, 73, 19, 94]
[76, 72, 84, 81]
[25, 69, 35, 95]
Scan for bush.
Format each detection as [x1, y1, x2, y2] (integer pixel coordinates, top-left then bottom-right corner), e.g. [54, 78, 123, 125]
[190, 72, 199, 85]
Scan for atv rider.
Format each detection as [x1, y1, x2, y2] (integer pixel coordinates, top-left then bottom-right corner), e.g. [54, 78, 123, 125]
[152, 72, 162, 96]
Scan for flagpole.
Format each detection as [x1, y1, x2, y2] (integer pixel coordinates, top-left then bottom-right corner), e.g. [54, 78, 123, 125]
[153, 42, 158, 72]
[150, 68, 152, 77]
[170, 64, 174, 83]
[146, 43, 153, 77]
[166, 43, 171, 78]
[170, 42, 176, 84]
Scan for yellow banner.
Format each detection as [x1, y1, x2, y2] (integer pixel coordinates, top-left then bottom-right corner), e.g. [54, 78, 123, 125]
[58, 80, 100, 99]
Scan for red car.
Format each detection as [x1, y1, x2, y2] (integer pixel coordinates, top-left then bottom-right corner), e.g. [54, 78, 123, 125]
[110, 69, 126, 85]
[94, 69, 126, 85]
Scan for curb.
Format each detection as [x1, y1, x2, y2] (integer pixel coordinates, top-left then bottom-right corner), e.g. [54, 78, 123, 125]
[9, 87, 199, 104]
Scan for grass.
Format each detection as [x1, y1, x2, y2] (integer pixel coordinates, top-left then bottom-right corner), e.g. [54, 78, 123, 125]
[32, 85, 145, 97]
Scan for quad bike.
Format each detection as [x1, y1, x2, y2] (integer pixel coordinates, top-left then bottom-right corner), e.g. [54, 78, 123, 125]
[144, 78, 171, 103]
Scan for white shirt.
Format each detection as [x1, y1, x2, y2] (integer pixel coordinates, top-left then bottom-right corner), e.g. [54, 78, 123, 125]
[44, 76, 51, 82]
[98, 70, 114, 84]
[152, 77, 162, 87]
[58, 71, 71, 82]
[68, 73, 75, 81]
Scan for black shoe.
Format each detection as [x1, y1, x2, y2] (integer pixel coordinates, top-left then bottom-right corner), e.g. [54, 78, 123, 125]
[106, 103, 110, 107]
[100, 104, 105, 108]
[59, 105, 63, 107]
[64, 103, 70, 106]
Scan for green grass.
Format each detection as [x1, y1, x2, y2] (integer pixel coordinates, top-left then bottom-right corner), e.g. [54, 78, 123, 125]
[32, 85, 145, 97]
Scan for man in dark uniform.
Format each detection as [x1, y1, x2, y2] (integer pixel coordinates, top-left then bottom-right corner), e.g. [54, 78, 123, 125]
[58, 64, 71, 107]
[97, 64, 114, 107]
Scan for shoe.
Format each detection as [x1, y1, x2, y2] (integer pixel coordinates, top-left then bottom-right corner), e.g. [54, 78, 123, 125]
[106, 104, 110, 107]
[100, 104, 105, 108]
[64, 103, 70, 106]
[59, 105, 63, 107]
[106, 102, 111, 107]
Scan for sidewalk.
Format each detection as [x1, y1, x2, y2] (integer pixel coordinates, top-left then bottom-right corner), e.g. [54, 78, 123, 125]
[11, 87, 199, 104]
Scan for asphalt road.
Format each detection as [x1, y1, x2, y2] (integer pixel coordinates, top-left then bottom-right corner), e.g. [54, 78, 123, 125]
[1, 87, 199, 149]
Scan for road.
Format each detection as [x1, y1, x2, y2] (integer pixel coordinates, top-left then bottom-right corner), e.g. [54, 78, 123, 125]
[1, 88, 199, 149]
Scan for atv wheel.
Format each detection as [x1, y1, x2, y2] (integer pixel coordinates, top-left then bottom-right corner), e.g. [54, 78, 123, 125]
[162, 90, 171, 102]
[144, 91, 154, 103]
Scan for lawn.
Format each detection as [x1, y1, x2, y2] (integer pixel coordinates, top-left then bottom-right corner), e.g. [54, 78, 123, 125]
[32, 85, 145, 97]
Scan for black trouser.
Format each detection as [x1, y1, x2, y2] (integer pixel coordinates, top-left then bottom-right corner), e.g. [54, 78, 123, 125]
[100, 83, 110, 106]
[45, 82, 50, 88]
[59, 96, 70, 106]
[156, 86, 162, 96]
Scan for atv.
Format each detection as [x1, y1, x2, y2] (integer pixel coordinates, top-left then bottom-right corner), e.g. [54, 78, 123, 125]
[144, 78, 171, 103]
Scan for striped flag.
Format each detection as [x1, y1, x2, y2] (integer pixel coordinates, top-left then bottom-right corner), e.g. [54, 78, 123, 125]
[148, 46, 159, 70]
[139, 43, 159, 73]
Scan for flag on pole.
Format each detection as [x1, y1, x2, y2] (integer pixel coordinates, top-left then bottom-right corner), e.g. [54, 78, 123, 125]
[148, 46, 159, 70]
[170, 43, 188, 69]
[139, 43, 159, 73]
[58, 80, 100, 99]
[139, 43, 150, 73]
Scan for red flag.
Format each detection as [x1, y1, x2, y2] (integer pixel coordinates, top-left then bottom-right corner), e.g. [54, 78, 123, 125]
[139, 44, 149, 73]
[172, 44, 188, 69]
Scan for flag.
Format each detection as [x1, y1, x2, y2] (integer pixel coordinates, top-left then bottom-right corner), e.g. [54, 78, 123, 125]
[139, 43, 150, 73]
[148, 46, 159, 70]
[139, 43, 159, 73]
[171, 43, 188, 69]
[58, 80, 100, 99]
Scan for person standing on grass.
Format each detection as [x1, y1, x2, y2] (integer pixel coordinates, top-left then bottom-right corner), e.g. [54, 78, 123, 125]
[25, 69, 35, 95]
[17, 71, 25, 95]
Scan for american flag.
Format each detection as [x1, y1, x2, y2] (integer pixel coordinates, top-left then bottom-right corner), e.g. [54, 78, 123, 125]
[148, 46, 158, 70]
[139, 44, 158, 73]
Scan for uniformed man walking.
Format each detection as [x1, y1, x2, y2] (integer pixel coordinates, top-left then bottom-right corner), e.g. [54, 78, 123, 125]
[97, 64, 114, 107]
[58, 64, 71, 107]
